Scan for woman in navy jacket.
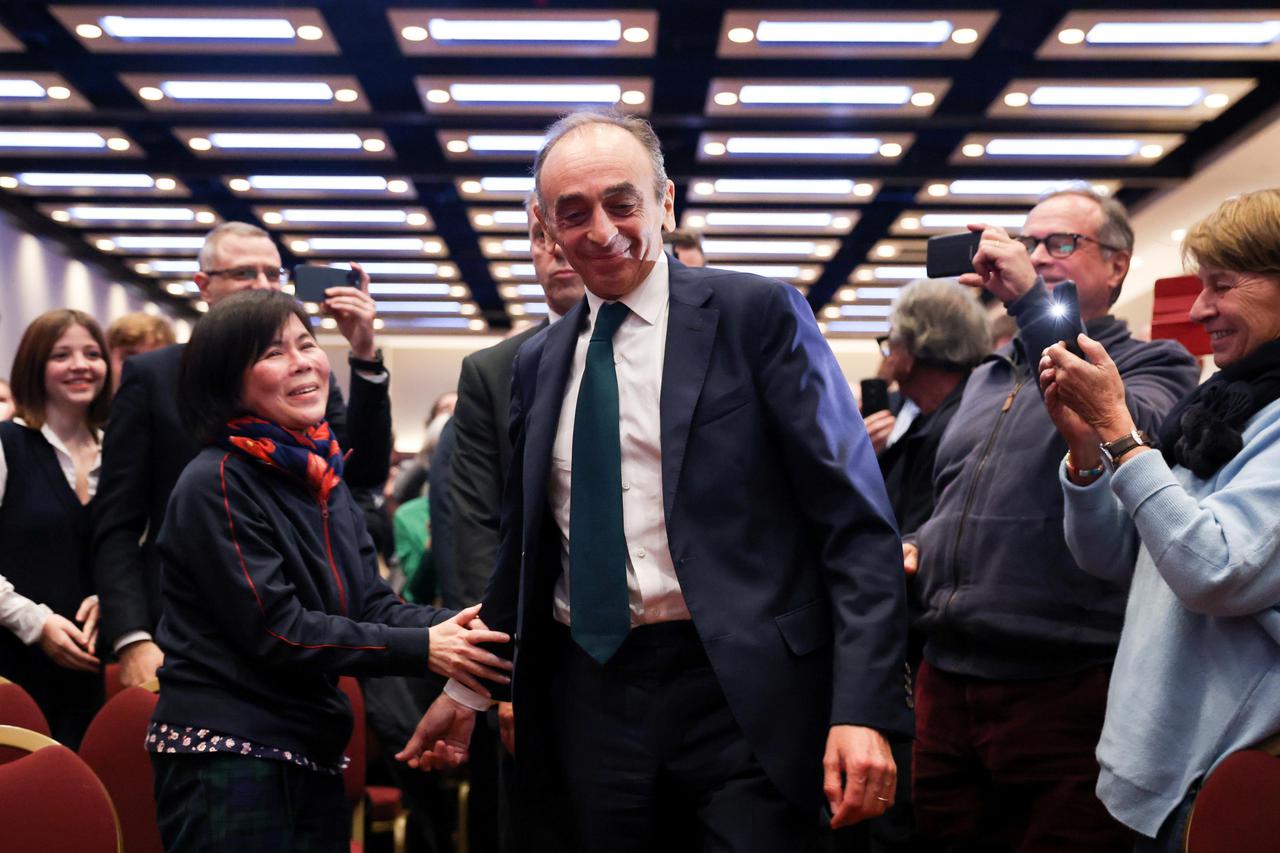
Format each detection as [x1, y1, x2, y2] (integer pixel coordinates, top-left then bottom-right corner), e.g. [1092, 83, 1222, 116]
[149, 290, 509, 852]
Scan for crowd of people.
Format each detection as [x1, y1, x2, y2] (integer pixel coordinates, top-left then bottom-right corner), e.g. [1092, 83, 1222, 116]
[1, 108, 1279, 853]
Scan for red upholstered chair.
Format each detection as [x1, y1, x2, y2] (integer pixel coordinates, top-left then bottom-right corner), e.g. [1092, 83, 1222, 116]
[79, 684, 163, 853]
[339, 676, 409, 853]
[0, 724, 122, 852]
[1184, 748, 1280, 852]
[0, 676, 51, 737]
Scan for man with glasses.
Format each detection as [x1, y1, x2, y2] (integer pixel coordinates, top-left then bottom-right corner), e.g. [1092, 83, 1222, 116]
[93, 221, 392, 689]
[906, 190, 1200, 850]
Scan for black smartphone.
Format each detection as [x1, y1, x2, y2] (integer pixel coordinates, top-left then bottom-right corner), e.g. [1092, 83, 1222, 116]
[860, 378, 890, 415]
[293, 265, 358, 304]
[1051, 281, 1087, 358]
[926, 231, 983, 279]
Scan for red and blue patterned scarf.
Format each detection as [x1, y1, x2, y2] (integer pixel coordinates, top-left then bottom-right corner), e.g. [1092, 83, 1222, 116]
[217, 416, 345, 502]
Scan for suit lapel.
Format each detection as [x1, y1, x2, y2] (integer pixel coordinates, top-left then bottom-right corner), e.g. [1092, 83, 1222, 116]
[659, 268, 718, 529]
[521, 303, 583, 539]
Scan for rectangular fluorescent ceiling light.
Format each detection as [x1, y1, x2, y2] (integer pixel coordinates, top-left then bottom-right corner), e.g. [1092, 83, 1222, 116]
[330, 262, 451, 277]
[449, 83, 621, 104]
[702, 240, 823, 257]
[100, 16, 297, 40]
[273, 209, 421, 225]
[376, 301, 464, 314]
[429, 18, 622, 42]
[246, 176, 393, 191]
[918, 213, 1027, 229]
[108, 235, 205, 250]
[207, 132, 363, 150]
[699, 179, 865, 195]
[15, 172, 158, 188]
[1029, 86, 1204, 107]
[755, 20, 952, 44]
[738, 85, 912, 105]
[300, 238, 438, 252]
[0, 79, 49, 98]
[464, 134, 546, 152]
[701, 212, 844, 228]
[983, 138, 1141, 156]
[0, 131, 108, 149]
[1086, 22, 1280, 45]
[160, 81, 334, 101]
[64, 206, 197, 222]
[827, 321, 891, 334]
[140, 259, 199, 273]
[368, 283, 456, 297]
[723, 136, 882, 155]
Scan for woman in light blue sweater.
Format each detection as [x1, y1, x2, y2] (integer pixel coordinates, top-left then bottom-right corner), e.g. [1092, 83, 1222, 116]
[1037, 188, 1280, 852]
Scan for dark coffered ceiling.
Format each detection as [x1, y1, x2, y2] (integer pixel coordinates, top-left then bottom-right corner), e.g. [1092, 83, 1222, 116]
[1, 1, 1278, 337]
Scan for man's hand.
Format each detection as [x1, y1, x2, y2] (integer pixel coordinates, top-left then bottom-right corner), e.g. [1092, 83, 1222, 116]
[38, 614, 100, 672]
[902, 542, 919, 578]
[324, 260, 378, 360]
[863, 410, 897, 454]
[118, 638, 164, 687]
[426, 603, 513, 692]
[75, 595, 99, 655]
[498, 701, 515, 755]
[958, 223, 1037, 305]
[823, 725, 897, 829]
[397, 693, 477, 771]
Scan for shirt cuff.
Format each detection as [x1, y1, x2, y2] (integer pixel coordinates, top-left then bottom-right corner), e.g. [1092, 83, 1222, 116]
[444, 678, 495, 712]
[114, 630, 154, 655]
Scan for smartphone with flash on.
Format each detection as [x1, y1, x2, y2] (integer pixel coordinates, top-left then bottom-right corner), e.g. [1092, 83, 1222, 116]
[1050, 281, 1087, 358]
[293, 265, 359, 304]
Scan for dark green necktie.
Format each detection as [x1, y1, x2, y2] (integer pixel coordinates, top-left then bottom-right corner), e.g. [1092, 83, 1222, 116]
[569, 300, 631, 664]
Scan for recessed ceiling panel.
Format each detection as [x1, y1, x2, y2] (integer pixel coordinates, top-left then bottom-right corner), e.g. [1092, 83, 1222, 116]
[390, 8, 657, 57]
[718, 10, 997, 59]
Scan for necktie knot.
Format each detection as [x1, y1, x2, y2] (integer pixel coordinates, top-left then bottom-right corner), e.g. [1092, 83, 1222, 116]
[590, 301, 629, 342]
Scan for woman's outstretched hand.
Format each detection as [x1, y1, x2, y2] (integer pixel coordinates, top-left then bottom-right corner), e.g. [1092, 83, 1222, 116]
[427, 604, 512, 694]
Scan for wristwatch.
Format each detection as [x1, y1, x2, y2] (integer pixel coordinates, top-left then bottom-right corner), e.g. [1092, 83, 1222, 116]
[1099, 429, 1153, 470]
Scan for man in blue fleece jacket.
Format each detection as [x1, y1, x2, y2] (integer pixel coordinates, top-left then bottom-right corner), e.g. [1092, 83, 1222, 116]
[907, 189, 1201, 851]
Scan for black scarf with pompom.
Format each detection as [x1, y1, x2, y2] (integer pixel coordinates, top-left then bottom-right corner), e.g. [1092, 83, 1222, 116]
[1157, 337, 1280, 479]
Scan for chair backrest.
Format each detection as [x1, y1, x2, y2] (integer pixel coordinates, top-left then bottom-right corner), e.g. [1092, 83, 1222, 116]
[0, 724, 122, 852]
[79, 685, 164, 853]
[1184, 749, 1280, 852]
[339, 676, 367, 806]
[0, 676, 51, 737]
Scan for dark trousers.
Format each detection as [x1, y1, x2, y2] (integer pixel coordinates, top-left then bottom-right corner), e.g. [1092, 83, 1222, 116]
[151, 753, 347, 853]
[912, 661, 1132, 853]
[549, 621, 821, 853]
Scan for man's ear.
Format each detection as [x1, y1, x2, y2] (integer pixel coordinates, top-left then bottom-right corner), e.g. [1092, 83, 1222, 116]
[661, 180, 676, 232]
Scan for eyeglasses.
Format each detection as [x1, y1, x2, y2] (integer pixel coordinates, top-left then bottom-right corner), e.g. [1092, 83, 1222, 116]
[202, 265, 289, 283]
[876, 335, 893, 358]
[1014, 233, 1121, 259]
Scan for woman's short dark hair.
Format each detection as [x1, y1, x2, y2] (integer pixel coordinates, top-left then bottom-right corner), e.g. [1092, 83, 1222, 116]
[10, 309, 112, 431]
[179, 290, 315, 444]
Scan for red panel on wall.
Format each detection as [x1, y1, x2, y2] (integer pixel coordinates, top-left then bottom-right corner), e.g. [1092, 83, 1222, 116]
[1151, 275, 1209, 356]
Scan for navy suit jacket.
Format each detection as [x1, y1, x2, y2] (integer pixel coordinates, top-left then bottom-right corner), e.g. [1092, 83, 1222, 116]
[483, 262, 912, 812]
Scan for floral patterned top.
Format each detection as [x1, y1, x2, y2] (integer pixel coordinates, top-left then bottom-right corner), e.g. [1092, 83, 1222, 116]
[145, 721, 347, 775]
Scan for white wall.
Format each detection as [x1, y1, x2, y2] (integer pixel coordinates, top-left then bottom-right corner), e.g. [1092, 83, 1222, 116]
[0, 212, 187, 374]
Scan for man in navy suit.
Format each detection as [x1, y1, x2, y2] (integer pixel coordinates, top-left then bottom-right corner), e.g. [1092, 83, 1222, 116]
[400, 111, 911, 851]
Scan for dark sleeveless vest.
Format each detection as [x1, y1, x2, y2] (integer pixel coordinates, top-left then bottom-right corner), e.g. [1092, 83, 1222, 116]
[0, 421, 95, 672]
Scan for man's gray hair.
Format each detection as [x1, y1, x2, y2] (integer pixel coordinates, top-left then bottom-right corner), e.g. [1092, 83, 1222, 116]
[1037, 187, 1134, 305]
[198, 221, 272, 271]
[889, 278, 992, 370]
[531, 110, 668, 213]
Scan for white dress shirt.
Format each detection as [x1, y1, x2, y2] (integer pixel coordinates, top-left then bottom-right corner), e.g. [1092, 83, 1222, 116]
[445, 254, 689, 712]
[0, 419, 100, 645]
[548, 252, 690, 627]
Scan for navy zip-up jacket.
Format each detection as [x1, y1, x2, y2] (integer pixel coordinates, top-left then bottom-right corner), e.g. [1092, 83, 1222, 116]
[912, 281, 1200, 679]
[153, 446, 452, 765]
